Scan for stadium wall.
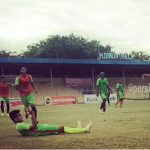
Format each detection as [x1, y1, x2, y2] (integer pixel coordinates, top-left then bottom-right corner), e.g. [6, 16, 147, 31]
[6, 77, 150, 106]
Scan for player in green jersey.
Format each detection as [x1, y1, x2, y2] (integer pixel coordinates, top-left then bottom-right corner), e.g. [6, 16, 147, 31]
[115, 78, 124, 108]
[9, 107, 92, 136]
[96, 72, 112, 114]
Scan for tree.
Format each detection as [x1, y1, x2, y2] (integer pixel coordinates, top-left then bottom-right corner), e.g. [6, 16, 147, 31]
[0, 49, 18, 58]
[131, 51, 150, 61]
[23, 34, 113, 59]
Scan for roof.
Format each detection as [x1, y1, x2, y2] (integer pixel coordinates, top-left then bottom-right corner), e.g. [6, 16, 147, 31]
[0, 58, 150, 65]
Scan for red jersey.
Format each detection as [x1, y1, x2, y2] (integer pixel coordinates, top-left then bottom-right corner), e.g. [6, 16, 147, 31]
[15, 74, 33, 96]
[0, 82, 12, 97]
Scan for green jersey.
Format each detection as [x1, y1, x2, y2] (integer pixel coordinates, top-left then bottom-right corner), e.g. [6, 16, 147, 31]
[16, 122, 58, 136]
[116, 83, 123, 93]
[96, 78, 108, 94]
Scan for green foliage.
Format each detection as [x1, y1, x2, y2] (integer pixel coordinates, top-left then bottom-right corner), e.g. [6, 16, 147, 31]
[131, 51, 150, 61]
[23, 34, 112, 59]
[0, 49, 19, 58]
[1, 35, 150, 61]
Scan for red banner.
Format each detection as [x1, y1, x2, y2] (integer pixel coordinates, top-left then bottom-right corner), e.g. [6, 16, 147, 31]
[0, 98, 23, 107]
[10, 100, 23, 107]
[45, 96, 76, 105]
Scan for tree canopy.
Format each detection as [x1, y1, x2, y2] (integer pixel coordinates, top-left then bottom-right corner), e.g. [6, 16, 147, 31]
[0, 34, 150, 61]
[131, 51, 150, 61]
[23, 34, 112, 59]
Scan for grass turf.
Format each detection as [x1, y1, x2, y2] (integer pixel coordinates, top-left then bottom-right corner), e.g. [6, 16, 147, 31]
[0, 100, 150, 149]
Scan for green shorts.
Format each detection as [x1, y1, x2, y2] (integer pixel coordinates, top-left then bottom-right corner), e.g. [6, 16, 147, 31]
[100, 93, 108, 100]
[0, 97, 9, 103]
[41, 124, 59, 136]
[118, 92, 123, 100]
[21, 93, 35, 108]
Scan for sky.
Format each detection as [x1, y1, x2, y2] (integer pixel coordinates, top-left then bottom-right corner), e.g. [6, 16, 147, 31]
[0, 0, 150, 54]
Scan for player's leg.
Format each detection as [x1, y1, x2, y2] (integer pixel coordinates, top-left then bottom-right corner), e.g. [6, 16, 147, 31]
[107, 94, 110, 106]
[100, 99, 107, 113]
[0, 97, 5, 116]
[103, 99, 106, 112]
[59, 121, 92, 134]
[4, 97, 10, 116]
[100, 94, 107, 113]
[41, 121, 92, 136]
[115, 100, 120, 106]
[119, 92, 123, 108]
[77, 120, 82, 128]
[100, 94, 105, 112]
[120, 100, 123, 108]
[27, 93, 37, 119]
[20, 95, 29, 118]
[100, 94, 103, 111]
[115, 94, 121, 107]
[103, 94, 108, 113]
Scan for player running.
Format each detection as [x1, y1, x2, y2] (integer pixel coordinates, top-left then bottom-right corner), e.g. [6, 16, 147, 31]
[0, 76, 14, 117]
[15, 65, 38, 119]
[96, 72, 112, 114]
[9, 107, 92, 136]
[115, 78, 124, 108]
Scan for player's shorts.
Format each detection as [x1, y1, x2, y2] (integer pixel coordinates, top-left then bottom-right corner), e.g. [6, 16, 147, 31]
[118, 92, 123, 100]
[41, 124, 59, 136]
[0, 97, 9, 103]
[100, 93, 108, 100]
[21, 93, 35, 107]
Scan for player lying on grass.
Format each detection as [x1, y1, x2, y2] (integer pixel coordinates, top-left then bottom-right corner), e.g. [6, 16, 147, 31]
[9, 107, 92, 136]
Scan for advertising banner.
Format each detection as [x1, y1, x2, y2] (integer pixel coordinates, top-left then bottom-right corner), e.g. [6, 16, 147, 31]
[0, 98, 23, 107]
[109, 94, 117, 102]
[84, 94, 102, 103]
[84, 94, 117, 103]
[45, 96, 76, 105]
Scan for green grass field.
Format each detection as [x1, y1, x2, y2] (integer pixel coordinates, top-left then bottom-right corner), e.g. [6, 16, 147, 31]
[0, 100, 150, 149]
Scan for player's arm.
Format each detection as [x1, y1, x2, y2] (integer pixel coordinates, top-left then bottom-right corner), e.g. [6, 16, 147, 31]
[116, 84, 119, 96]
[15, 77, 29, 93]
[7, 83, 14, 87]
[122, 87, 124, 95]
[30, 75, 38, 94]
[25, 107, 37, 130]
[106, 79, 112, 93]
[107, 85, 112, 93]
[96, 79, 100, 97]
[96, 85, 101, 97]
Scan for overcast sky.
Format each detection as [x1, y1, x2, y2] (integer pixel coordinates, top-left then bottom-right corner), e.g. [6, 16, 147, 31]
[0, 0, 150, 54]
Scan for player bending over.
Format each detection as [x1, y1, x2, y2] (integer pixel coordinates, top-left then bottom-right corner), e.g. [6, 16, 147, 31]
[9, 107, 92, 136]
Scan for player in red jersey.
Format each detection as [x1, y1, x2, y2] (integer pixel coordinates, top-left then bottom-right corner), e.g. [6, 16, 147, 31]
[0, 76, 14, 116]
[15, 65, 38, 119]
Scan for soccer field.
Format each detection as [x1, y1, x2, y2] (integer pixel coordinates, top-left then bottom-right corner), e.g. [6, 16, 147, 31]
[0, 100, 150, 149]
